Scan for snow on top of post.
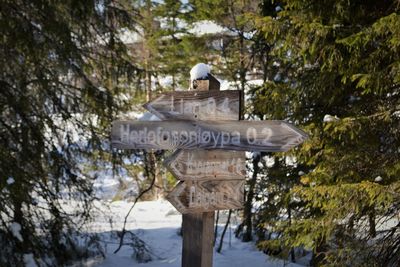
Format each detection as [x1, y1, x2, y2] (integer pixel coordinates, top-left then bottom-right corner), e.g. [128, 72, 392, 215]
[190, 63, 210, 81]
[7, 177, 15, 185]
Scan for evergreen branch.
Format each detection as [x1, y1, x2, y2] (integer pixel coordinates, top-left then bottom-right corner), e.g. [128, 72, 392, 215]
[113, 151, 156, 254]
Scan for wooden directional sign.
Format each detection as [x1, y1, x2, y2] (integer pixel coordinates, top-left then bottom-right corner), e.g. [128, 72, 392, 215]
[143, 90, 240, 121]
[166, 179, 244, 214]
[112, 120, 307, 152]
[164, 150, 246, 181]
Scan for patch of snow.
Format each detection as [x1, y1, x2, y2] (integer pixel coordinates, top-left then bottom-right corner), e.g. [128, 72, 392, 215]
[219, 79, 232, 91]
[392, 110, 400, 118]
[119, 28, 141, 44]
[117, 93, 130, 101]
[263, 156, 275, 167]
[349, 95, 361, 103]
[374, 176, 383, 182]
[273, 73, 282, 82]
[159, 17, 187, 32]
[6, 177, 15, 185]
[123, 111, 144, 120]
[91, 200, 304, 267]
[243, 31, 256, 39]
[275, 6, 283, 12]
[219, 79, 263, 92]
[24, 254, 38, 267]
[190, 63, 211, 81]
[138, 112, 161, 121]
[285, 156, 297, 166]
[10, 222, 23, 242]
[272, 61, 280, 67]
[323, 114, 340, 122]
[158, 76, 173, 87]
[298, 171, 305, 176]
[247, 79, 264, 86]
[245, 152, 253, 159]
[189, 20, 228, 36]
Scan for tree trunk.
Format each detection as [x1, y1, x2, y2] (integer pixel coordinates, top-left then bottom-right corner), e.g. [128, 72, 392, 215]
[145, 66, 152, 102]
[214, 211, 219, 246]
[217, 210, 232, 253]
[288, 204, 296, 262]
[369, 208, 376, 238]
[242, 153, 261, 242]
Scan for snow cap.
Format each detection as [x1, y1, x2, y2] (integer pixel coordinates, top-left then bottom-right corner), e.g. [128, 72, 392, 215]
[7, 177, 15, 185]
[190, 63, 210, 81]
[323, 114, 339, 122]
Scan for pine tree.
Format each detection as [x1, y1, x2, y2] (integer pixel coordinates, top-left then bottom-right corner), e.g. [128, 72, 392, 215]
[189, 0, 260, 91]
[252, 0, 400, 265]
[189, 0, 268, 243]
[0, 1, 138, 265]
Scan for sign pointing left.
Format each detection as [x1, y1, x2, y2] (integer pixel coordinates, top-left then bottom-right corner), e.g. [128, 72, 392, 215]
[166, 179, 244, 214]
[164, 150, 246, 181]
[143, 90, 240, 121]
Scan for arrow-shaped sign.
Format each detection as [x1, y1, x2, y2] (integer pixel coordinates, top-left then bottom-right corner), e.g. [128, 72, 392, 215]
[166, 179, 244, 214]
[112, 120, 308, 152]
[164, 150, 246, 181]
[143, 90, 240, 121]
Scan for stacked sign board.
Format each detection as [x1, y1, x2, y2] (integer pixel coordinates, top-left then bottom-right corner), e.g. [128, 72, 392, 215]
[111, 90, 307, 213]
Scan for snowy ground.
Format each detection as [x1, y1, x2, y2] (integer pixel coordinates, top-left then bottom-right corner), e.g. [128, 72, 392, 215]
[86, 200, 305, 267]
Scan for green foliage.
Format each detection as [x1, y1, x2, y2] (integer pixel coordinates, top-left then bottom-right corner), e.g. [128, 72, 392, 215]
[0, 0, 138, 265]
[250, 0, 400, 265]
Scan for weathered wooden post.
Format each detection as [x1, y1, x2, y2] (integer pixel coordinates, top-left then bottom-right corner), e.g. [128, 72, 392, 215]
[111, 63, 307, 267]
[180, 69, 233, 267]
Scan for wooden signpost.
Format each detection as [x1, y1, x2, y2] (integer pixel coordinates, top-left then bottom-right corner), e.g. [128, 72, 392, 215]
[164, 150, 246, 180]
[143, 90, 240, 121]
[111, 67, 307, 267]
[167, 179, 244, 214]
[111, 120, 307, 152]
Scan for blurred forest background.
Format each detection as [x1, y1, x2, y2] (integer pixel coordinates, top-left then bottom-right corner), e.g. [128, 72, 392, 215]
[1, 0, 399, 266]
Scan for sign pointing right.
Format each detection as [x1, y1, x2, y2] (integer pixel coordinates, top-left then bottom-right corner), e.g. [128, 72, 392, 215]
[112, 120, 308, 152]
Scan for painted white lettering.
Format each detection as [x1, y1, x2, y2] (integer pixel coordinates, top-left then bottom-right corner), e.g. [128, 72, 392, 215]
[211, 131, 221, 147]
[147, 130, 156, 143]
[120, 124, 130, 143]
[231, 131, 241, 145]
[207, 98, 216, 114]
[221, 132, 230, 147]
[201, 131, 211, 143]
[129, 130, 138, 144]
[181, 131, 188, 143]
[261, 127, 273, 145]
[246, 127, 257, 145]
[219, 98, 230, 113]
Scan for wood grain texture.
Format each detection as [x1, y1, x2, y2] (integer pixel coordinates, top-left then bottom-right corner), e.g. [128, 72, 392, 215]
[182, 212, 214, 267]
[182, 75, 217, 267]
[143, 90, 240, 121]
[112, 120, 308, 152]
[166, 179, 244, 214]
[164, 149, 246, 181]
